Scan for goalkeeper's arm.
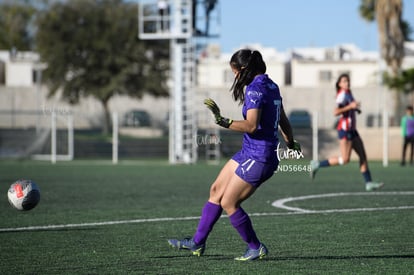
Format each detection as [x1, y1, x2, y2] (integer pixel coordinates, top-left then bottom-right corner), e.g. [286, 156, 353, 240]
[204, 98, 259, 133]
[279, 105, 301, 151]
[228, 108, 260, 134]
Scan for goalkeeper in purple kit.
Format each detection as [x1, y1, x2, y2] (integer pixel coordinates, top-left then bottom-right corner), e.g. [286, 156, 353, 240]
[168, 49, 300, 261]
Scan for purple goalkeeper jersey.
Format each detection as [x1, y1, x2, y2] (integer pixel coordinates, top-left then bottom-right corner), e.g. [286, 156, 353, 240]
[241, 74, 282, 163]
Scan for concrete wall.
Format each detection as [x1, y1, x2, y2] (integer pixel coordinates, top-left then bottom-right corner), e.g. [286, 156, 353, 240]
[0, 85, 405, 161]
[0, 84, 396, 129]
[196, 85, 395, 129]
[0, 86, 169, 129]
[315, 128, 403, 162]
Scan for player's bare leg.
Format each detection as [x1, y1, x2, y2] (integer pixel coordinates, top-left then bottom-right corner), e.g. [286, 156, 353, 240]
[220, 174, 267, 261]
[167, 160, 238, 256]
[310, 138, 352, 179]
[208, 159, 239, 205]
[352, 136, 384, 191]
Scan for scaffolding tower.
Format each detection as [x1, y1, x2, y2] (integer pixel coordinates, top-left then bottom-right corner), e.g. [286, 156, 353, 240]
[138, 0, 219, 164]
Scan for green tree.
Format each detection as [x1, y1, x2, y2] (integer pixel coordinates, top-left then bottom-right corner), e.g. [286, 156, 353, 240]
[359, 0, 412, 121]
[0, 1, 36, 50]
[383, 68, 414, 95]
[35, 0, 169, 133]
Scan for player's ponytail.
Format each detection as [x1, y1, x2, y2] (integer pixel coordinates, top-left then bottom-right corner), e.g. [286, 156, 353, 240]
[248, 51, 266, 74]
[230, 49, 267, 105]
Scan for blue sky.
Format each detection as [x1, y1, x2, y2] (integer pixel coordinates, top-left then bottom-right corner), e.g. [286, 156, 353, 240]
[212, 0, 414, 53]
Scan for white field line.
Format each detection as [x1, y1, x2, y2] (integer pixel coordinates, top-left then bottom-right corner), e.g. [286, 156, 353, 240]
[0, 216, 200, 233]
[1, 192, 413, 233]
[271, 191, 414, 213]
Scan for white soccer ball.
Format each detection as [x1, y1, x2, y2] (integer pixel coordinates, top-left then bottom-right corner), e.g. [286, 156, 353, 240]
[7, 180, 40, 211]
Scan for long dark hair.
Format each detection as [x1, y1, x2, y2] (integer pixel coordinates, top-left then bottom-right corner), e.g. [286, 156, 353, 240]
[335, 73, 351, 93]
[229, 49, 266, 104]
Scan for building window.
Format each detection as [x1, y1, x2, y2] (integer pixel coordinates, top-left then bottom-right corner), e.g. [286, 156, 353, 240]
[319, 70, 332, 83]
[0, 62, 5, 84]
[32, 69, 37, 84]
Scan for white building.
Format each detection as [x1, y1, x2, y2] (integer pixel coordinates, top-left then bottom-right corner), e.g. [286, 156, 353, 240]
[0, 50, 43, 87]
[197, 43, 381, 88]
[402, 41, 414, 69]
[1, 42, 414, 129]
[197, 43, 287, 89]
[288, 44, 379, 87]
[2, 42, 413, 89]
[196, 42, 414, 127]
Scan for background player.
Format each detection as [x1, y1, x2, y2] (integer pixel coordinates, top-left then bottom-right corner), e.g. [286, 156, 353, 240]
[310, 73, 384, 191]
[400, 105, 414, 166]
[168, 49, 300, 261]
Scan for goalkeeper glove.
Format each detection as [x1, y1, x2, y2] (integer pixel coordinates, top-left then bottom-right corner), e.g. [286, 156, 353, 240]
[287, 139, 301, 152]
[204, 98, 233, 128]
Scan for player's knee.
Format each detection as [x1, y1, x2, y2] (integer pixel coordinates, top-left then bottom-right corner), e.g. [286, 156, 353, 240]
[208, 182, 223, 203]
[220, 198, 237, 214]
[209, 180, 220, 196]
[209, 184, 217, 196]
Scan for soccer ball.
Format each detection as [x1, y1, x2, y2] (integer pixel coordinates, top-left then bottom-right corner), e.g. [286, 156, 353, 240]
[7, 179, 40, 211]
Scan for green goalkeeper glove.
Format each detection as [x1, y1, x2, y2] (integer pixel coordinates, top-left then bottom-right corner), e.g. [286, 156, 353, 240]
[287, 139, 301, 152]
[204, 98, 233, 128]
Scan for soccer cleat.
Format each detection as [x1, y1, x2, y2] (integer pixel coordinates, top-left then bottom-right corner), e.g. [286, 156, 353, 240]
[310, 160, 320, 180]
[167, 237, 205, 256]
[365, 182, 384, 192]
[234, 243, 268, 261]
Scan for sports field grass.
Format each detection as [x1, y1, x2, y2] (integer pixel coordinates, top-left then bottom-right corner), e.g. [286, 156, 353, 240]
[0, 159, 413, 274]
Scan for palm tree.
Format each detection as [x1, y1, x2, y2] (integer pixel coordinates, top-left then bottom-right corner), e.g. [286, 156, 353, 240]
[375, 0, 405, 76]
[359, 0, 406, 122]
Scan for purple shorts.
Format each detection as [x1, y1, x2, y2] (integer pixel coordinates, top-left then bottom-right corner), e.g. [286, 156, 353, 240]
[232, 150, 279, 188]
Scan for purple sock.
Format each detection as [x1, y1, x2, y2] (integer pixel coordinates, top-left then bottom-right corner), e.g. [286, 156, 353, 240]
[229, 208, 260, 250]
[193, 201, 222, 245]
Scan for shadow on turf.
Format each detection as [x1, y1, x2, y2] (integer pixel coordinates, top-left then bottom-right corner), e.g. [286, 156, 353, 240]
[266, 254, 414, 261]
[153, 255, 232, 260]
[152, 254, 414, 261]
[0, 227, 99, 234]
